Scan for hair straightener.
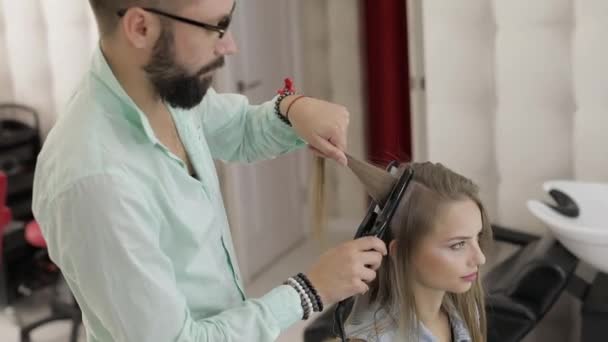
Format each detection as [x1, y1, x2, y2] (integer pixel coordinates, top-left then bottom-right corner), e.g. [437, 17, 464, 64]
[334, 161, 414, 341]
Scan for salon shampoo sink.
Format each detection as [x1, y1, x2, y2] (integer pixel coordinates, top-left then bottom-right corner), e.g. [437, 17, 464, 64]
[527, 181, 608, 273]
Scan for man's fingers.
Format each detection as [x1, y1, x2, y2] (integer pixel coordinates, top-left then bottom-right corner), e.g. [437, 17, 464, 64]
[308, 145, 330, 159]
[361, 251, 384, 271]
[311, 137, 347, 166]
[359, 267, 377, 283]
[328, 125, 348, 154]
[354, 236, 388, 256]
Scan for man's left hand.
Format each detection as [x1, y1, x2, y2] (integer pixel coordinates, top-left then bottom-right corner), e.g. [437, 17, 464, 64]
[283, 96, 350, 166]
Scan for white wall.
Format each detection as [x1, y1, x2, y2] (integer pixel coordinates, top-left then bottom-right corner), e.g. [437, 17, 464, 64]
[2, 0, 55, 135]
[573, 0, 608, 181]
[0, 3, 13, 102]
[42, 0, 98, 122]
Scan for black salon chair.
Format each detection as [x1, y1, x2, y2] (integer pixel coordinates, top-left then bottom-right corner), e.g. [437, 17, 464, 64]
[484, 226, 578, 342]
[303, 225, 579, 342]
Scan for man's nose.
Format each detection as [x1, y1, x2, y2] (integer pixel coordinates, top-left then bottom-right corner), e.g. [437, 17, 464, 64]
[215, 31, 238, 56]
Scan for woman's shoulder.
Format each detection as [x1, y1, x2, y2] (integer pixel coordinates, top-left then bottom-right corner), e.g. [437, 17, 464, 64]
[344, 294, 398, 342]
[446, 309, 473, 342]
[344, 295, 474, 342]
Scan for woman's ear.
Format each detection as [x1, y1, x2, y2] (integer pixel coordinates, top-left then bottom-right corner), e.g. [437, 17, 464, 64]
[389, 240, 398, 257]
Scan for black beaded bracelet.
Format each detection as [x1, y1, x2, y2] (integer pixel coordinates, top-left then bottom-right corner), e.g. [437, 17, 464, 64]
[294, 276, 319, 313]
[297, 273, 324, 312]
[274, 91, 294, 127]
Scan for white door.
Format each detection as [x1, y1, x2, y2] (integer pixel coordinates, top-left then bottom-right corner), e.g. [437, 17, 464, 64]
[214, 0, 310, 284]
[407, 0, 428, 162]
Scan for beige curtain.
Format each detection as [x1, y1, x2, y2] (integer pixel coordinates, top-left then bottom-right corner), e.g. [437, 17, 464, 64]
[0, 0, 97, 135]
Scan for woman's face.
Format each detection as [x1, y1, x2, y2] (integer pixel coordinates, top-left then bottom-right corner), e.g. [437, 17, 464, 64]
[409, 199, 486, 294]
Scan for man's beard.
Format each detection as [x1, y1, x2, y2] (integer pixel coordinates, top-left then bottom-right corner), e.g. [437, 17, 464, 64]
[143, 28, 225, 110]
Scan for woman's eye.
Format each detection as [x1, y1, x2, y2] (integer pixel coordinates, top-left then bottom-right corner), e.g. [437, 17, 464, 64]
[450, 241, 466, 250]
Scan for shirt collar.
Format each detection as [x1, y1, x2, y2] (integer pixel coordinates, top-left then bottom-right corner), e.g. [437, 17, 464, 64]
[443, 299, 473, 342]
[448, 312, 472, 342]
[90, 44, 160, 145]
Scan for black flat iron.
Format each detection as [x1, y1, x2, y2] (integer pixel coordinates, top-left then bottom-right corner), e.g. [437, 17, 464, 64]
[334, 161, 414, 341]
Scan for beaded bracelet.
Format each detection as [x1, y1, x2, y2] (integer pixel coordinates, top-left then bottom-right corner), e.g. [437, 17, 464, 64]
[286, 277, 312, 320]
[284, 272, 325, 320]
[290, 278, 313, 317]
[274, 78, 296, 127]
[297, 273, 324, 312]
[294, 275, 318, 313]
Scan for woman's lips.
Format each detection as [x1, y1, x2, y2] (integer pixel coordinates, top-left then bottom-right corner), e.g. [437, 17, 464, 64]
[461, 272, 478, 282]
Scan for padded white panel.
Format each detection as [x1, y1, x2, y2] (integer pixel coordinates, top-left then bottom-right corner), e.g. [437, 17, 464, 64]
[495, 29, 573, 108]
[42, 0, 96, 117]
[494, 0, 573, 26]
[573, 110, 608, 181]
[423, 1, 495, 103]
[494, 0, 574, 233]
[0, 4, 13, 102]
[422, 0, 497, 217]
[495, 106, 572, 181]
[573, 0, 608, 181]
[2, 0, 55, 135]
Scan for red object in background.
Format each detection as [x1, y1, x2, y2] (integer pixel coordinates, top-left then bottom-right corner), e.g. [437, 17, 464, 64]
[0, 172, 12, 259]
[0, 172, 11, 229]
[362, 0, 412, 166]
[25, 220, 47, 249]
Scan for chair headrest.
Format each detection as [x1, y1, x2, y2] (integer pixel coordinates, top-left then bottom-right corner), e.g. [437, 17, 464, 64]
[484, 238, 578, 318]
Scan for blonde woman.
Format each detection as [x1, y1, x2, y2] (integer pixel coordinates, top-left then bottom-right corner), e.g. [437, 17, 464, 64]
[344, 161, 492, 342]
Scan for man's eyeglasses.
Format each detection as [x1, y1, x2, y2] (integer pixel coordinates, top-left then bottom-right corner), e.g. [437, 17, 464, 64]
[117, 2, 236, 39]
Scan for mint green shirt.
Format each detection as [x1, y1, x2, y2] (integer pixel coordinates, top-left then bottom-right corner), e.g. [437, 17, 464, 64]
[32, 47, 307, 342]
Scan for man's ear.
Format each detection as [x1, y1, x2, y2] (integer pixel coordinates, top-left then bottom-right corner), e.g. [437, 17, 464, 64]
[120, 8, 161, 49]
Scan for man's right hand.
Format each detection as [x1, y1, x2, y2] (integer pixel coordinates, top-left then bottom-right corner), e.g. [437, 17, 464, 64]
[306, 236, 388, 306]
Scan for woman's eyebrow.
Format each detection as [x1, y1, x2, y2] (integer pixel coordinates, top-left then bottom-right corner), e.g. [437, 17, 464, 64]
[445, 227, 483, 241]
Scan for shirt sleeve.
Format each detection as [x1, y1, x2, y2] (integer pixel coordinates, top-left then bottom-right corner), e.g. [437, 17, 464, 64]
[37, 173, 303, 342]
[198, 88, 306, 162]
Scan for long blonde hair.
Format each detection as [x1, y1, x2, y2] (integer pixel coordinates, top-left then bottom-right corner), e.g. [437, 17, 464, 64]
[349, 161, 492, 342]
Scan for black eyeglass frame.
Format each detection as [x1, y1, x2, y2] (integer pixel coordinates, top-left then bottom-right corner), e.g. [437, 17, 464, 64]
[117, 2, 236, 39]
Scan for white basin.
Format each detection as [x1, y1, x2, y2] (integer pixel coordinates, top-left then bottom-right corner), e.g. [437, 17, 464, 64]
[527, 181, 608, 274]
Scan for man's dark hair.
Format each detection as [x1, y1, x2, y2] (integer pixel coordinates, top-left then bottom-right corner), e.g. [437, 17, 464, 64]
[89, 1, 187, 36]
